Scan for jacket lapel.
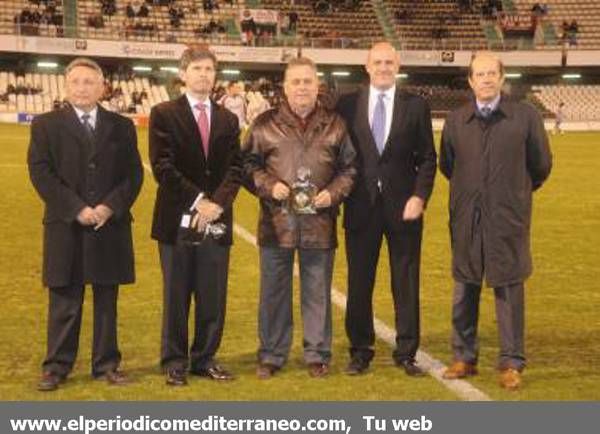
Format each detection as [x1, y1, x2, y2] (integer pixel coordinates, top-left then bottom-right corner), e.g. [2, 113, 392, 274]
[355, 86, 380, 162]
[206, 101, 224, 165]
[381, 90, 406, 159]
[91, 105, 114, 162]
[175, 95, 206, 161]
[61, 105, 95, 157]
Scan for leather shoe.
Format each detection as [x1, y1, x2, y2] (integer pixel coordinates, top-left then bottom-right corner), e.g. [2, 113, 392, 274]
[96, 369, 129, 386]
[256, 363, 279, 380]
[345, 358, 369, 376]
[442, 361, 478, 379]
[308, 362, 329, 378]
[499, 368, 522, 391]
[165, 367, 188, 386]
[191, 364, 234, 381]
[396, 359, 425, 377]
[37, 372, 64, 392]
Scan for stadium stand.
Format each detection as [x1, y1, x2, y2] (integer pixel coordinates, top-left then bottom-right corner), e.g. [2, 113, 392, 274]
[0, 70, 170, 114]
[531, 84, 600, 121]
[1, 0, 64, 37]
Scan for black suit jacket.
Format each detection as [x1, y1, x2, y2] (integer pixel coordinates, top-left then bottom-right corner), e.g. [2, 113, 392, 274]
[337, 87, 437, 233]
[149, 95, 242, 245]
[28, 104, 143, 287]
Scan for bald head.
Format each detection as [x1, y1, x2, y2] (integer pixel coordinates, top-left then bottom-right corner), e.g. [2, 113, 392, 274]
[366, 42, 400, 91]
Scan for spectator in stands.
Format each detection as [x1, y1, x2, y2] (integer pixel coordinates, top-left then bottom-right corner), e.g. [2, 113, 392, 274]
[314, 0, 332, 16]
[100, 0, 117, 16]
[220, 81, 247, 129]
[245, 89, 270, 125]
[336, 42, 436, 378]
[244, 56, 356, 380]
[554, 102, 565, 134]
[288, 10, 299, 33]
[28, 57, 143, 393]
[126, 0, 149, 18]
[240, 10, 257, 46]
[439, 51, 552, 391]
[168, 3, 184, 28]
[88, 14, 105, 29]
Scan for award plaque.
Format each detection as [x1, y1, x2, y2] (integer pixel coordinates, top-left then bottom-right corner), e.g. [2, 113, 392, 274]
[177, 210, 227, 245]
[289, 166, 317, 215]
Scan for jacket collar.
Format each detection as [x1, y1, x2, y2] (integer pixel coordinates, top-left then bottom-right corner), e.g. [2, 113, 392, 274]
[463, 93, 514, 123]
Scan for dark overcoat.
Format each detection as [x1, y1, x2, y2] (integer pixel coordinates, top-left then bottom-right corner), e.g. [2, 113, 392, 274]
[439, 96, 552, 287]
[28, 104, 143, 287]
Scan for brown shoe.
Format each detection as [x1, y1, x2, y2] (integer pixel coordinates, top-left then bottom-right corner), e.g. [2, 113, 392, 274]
[37, 372, 65, 392]
[256, 363, 279, 380]
[96, 369, 129, 386]
[499, 368, 522, 391]
[442, 361, 478, 379]
[308, 362, 329, 378]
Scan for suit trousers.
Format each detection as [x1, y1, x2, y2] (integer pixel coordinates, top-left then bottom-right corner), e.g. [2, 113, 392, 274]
[159, 239, 230, 371]
[451, 281, 526, 371]
[43, 284, 121, 377]
[258, 246, 334, 367]
[345, 195, 422, 364]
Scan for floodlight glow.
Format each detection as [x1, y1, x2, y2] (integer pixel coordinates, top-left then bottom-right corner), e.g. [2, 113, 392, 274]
[222, 69, 241, 75]
[133, 66, 152, 72]
[562, 73, 581, 79]
[37, 62, 58, 69]
[332, 71, 350, 77]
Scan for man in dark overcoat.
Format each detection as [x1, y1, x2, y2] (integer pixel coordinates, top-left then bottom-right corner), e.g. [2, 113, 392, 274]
[439, 52, 552, 390]
[28, 57, 143, 391]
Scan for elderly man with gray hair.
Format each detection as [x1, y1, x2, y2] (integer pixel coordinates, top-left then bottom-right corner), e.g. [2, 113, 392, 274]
[244, 56, 356, 379]
[28, 57, 143, 391]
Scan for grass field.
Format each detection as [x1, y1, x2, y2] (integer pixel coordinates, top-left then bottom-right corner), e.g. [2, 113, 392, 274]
[0, 123, 598, 401]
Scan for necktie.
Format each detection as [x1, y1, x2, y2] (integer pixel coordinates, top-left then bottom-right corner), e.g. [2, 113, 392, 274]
[195, 103, 210, 157]
[372, 93, 386, 155]
[480, 105, 492, 118]
[81, 113, 95, 140]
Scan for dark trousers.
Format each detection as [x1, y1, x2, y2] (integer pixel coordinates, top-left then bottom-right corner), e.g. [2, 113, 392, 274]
[43, 284, 121, 377]
[158, 240, 230, 371]
[258, 247, 335, 367]
[451, 281, 526, 371]
[345, 197, 422, 363]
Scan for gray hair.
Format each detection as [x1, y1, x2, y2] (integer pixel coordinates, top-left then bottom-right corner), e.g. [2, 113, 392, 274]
[284, 56, 318, 81]
[65, 57, 104, 78]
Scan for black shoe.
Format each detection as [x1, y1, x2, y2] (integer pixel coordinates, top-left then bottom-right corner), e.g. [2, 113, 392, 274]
[191, 364, 234, 381]
[37, 372, 64, 392]
[345, 358, 369, 376]
[165, 367, 188, 386]
[396, 359, 425, 377]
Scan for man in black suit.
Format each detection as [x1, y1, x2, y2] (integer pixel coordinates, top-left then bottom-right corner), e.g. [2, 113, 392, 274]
[149, 47, 242, 386]
[337, 42, 437, 376]
[28, 57, 143, 391]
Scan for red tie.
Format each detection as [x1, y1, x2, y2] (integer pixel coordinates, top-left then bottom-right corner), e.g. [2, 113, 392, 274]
[195, 102, 210, 157]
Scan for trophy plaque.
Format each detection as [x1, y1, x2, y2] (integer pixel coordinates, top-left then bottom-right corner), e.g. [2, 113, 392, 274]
[289, 167, 317, 215]
[178, 210, 227, 245]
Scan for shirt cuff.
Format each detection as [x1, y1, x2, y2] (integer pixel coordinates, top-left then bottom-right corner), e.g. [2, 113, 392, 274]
[190, 192, 205, 211]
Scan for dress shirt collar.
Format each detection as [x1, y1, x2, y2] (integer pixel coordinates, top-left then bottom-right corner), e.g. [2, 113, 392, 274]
[72, 104, 98, 127]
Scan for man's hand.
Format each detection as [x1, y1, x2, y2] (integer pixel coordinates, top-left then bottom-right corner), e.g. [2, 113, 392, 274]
[272, 182, 290, 201]
[402, 196, 425, 221]
[192, 199, 223, 230]
[314, 189, 332, 209]
[93, 204, 114, 230]
[77, 206, 97, 226]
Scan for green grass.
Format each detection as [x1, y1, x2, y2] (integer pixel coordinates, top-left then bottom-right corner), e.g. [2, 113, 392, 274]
[0, 124, 599, 400]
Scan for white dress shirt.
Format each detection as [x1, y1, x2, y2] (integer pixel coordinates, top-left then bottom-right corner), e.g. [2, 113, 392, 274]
[185, 92, 212, 126]
[73, 105, 98, 129]
[185, 93, 212, 210]
[368, 84, 396, 146]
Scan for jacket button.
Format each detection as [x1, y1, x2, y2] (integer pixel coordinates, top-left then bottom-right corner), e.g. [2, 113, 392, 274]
[88, 162, 96, 169]
[205, 170, 211, 176]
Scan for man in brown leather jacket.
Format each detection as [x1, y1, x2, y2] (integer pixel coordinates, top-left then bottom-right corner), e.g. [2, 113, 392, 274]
[244, 56, 356, 379]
